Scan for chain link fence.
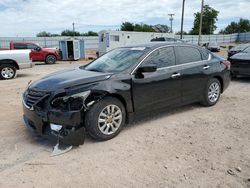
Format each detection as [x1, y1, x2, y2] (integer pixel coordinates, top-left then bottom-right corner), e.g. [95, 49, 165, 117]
[0, 36, 99, 50]
[1, 32, 250, 50]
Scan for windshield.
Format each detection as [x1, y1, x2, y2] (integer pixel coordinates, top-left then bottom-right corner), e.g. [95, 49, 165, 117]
[242, 46, 250, 53]
[232, 44, 250, 51]
[85, 47, 147, 73]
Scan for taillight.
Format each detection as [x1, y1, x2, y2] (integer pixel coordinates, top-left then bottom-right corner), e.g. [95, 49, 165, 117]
[222, 60, 231, 70]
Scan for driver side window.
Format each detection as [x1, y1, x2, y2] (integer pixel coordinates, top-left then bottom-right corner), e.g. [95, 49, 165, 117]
[142, 47, 175, 68]
[27, 44, 38, 49]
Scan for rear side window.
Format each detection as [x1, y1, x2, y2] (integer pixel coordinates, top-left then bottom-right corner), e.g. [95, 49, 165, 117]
[13, 43, 27, 49]
[142, 47, 175, 68]
[175, 46, 202, 65]
[200, 48, 210, 60]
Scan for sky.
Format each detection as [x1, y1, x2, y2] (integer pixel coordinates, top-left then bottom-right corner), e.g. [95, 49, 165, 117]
[0, 0, 249, 37]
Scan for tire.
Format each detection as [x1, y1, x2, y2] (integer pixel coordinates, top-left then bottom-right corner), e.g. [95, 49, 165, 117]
[201, 78, 221, 106]
[45, 55, 56, 64]
[0, 64, 16, 80]
[85, 97, 126, 141]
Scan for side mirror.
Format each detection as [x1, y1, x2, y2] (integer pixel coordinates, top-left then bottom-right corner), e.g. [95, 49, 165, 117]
[137, 65, 157, 73]
[35, 47, 41, 51]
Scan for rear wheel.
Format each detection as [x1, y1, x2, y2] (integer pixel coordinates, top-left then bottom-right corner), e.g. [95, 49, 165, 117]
[201, 78, 221, 106]
[45, 55, 56, 64]
[85, 97, 126, 141]
[0, 64, 16, 80]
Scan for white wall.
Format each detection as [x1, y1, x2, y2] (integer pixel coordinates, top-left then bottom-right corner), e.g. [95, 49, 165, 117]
[98, 30, 174, 55]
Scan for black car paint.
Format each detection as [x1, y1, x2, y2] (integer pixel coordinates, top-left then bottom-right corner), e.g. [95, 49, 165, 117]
[22, 43, 230, 145]
[227, 44, 250, 59]
[230, 52, 250, 76]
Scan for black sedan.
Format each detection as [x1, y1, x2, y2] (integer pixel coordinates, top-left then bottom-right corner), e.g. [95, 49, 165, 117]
[230, 46, 250, 77]
[228, 43, 250, 59]
[22, 43, 230, 146]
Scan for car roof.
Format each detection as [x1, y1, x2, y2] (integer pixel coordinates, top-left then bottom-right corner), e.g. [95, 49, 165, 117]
[123, 42, 200, 50]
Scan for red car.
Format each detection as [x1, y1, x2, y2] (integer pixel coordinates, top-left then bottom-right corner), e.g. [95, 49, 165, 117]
[9, 42, 61, 64]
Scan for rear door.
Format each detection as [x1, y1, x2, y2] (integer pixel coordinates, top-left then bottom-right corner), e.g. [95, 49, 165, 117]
[13, 43, 27, 49]
[73, 40, 80, 60]
[132, 46, 182, 113]
[174, 46, 210, 104]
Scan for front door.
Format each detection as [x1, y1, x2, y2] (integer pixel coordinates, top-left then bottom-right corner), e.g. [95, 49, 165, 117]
[132, 47, 181, 113]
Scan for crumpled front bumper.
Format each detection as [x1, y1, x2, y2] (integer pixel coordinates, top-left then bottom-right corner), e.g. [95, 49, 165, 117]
[22, 101, 85, 146]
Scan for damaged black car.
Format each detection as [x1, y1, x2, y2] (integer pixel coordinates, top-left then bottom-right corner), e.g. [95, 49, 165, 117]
[22, 43, 230, 146]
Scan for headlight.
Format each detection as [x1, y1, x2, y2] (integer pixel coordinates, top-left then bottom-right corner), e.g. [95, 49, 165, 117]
[51, 90, 91, 111]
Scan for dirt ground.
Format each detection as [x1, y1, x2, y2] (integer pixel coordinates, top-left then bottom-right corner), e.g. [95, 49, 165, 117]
[0, 48, 250, 188]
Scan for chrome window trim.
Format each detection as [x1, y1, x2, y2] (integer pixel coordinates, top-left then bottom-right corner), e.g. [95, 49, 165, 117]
[131, 45, 211, 75]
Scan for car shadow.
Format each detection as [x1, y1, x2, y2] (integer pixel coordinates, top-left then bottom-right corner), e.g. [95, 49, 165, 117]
[34, 63, 54, 66]
[17, 73, 32, 78]
[125, 103, 201, 130]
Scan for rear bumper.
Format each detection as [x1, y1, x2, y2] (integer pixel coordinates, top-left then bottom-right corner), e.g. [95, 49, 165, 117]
[231, 67, 250, 76]
[222, 70, 231, 92]
[22, 102, 85, 146]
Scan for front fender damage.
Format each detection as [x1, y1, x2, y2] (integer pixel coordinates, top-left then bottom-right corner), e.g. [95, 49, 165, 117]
[49, 91, 106, 156]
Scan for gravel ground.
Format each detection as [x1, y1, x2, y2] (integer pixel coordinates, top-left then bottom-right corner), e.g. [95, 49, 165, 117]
[0, 49, 250, 188]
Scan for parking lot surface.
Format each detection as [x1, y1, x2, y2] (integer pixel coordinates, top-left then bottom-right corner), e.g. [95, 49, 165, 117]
[0, 56, 250, 187]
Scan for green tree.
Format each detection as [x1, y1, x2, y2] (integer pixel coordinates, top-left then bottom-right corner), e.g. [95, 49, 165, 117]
[189, 5, 219, 35]
[36, 31, 52, 37]
[120, 22, 155, 32]
[61, 30, 81, 36]
[134, 23, 155, 32]
[81, 31, 98, 36]
[121, 22, 135, 31]
[175, 30, 188, 35]
[219, 18, 250, 34]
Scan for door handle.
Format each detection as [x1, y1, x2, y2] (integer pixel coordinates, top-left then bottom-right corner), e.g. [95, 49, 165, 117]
[203, 65, 210, 70]
[171, 73, 181, 78]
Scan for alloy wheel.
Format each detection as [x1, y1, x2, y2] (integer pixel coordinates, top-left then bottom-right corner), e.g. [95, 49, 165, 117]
[1, 67, 14, 79]
[208, 82, 220, 103]
[46, 55, 56, 64]
[98, 104, 123, 135]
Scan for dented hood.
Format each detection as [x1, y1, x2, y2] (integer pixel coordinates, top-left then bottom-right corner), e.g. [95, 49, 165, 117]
[29, 67, 112, 91]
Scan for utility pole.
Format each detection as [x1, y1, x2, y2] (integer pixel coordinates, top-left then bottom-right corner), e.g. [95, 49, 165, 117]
[168, 14, 175, 33]
[180, 0, 185, 39]
[198, 0, 204, 45]
[72, 22, 75, 37]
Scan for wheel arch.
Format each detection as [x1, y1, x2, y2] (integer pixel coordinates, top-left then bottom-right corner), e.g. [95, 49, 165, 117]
[0, 59, 19, 70]
[90, 92, 129, 123]
[213, 75, 224, 93]
[46, 53, 57, 60]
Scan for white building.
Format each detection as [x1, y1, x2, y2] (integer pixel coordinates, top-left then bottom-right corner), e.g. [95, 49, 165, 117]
[98, 30, 174, 55]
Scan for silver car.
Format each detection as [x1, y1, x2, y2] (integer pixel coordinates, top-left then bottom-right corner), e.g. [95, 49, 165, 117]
[0, 49, 33, 79]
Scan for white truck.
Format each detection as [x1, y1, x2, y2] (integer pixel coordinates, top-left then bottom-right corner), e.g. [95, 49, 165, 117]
[0, 50, 33, 80]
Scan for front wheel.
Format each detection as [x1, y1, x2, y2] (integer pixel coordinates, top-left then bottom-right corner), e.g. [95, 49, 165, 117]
[0, 64, 16, 80]
[201, 78, 221, 106]
[45, 55, 56, 64]
[85, 97, 126, 141]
